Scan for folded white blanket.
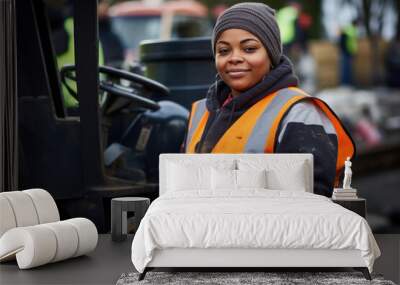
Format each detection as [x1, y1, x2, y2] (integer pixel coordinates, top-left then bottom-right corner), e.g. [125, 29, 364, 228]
[131, 190, 380, 273]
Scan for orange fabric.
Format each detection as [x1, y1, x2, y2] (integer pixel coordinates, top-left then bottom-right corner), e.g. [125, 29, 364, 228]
[187, 111, 209, 153]
[313, 100, 355, 185]
[212, 92, 276, 153]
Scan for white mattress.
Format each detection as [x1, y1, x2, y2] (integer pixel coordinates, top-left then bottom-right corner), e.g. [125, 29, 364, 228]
[131, 190, 380, 273]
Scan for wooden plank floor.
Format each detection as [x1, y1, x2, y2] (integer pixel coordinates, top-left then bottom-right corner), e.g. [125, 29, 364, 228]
[0, 234, 399, 284]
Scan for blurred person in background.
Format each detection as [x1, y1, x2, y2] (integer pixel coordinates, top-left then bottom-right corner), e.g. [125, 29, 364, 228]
[182, 2, 355, 198]
[384, 29, 400, 88]
[49, 3, 104, 108]
[339, 19, 359, 86]
[277, 2, 315, 93]
[48, 4, 79, 107]
[276, 2, 298, 57]
[98, 0, 124, 68]
[276, 1, 311, 60]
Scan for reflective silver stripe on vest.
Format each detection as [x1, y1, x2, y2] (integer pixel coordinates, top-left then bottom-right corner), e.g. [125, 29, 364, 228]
[185, 99, 207, 152]
[244, 88, 307, 153]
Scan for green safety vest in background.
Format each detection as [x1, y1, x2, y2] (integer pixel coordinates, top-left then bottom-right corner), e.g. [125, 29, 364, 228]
[343, 24, 358, 55]
[57, 18, 104, 108]
[276, 6, 298, 45]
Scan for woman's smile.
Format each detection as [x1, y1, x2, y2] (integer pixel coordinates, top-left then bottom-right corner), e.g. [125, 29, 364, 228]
[226, 68, 251, 78]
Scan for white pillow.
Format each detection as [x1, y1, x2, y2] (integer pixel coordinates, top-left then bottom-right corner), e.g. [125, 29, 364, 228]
[166, 159, 236, 192]
[266, 163, 307, 192]
[237, 159, 308, 192]
[236, 169, 267, 189]
[211, 168, 236, 190]
[167, 162, 211, 191]
[211, 169, 267, 191]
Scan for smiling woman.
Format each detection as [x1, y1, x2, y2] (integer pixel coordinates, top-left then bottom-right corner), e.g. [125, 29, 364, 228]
[182, 2, 355, 198]
[215, 29, 270, 97]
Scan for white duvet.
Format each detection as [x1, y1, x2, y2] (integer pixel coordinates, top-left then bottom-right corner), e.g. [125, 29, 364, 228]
[131, 190, 380, 273]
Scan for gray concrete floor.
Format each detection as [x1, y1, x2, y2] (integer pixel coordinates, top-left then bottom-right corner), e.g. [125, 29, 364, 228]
[0, 234, 135, 285]
[373, 235, 400, 284]
[1, 234, 399, 285]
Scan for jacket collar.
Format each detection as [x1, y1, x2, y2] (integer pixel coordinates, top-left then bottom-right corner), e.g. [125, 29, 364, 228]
[206, 55, 299, 112]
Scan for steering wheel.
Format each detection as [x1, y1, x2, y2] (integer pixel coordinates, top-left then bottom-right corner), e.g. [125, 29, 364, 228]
[60, 65, 170, 115]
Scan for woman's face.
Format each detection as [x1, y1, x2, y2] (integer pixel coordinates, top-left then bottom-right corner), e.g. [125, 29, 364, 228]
[215, 29, 271, 97]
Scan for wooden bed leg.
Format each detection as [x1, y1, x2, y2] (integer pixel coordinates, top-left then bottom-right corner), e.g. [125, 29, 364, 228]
[354, 267, 371, 280]
[138, 268, 147, 281]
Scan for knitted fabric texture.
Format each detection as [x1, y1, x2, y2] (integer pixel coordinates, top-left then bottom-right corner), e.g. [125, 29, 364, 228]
[211, 2, 282, 67]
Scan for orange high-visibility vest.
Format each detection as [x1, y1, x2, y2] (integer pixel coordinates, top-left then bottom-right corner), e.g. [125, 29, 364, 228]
[185, 87, 355, 183]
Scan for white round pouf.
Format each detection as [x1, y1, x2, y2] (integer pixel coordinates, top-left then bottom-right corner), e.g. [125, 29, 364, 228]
[42, 221, 79, 262]
[0, 226, 57, 269]
[23, 189, 60, 223]
[0, 196, 17, 237]
[65, 218, 98, 257]
[1, 191, 39, 227]
[0, 189, 98, 269]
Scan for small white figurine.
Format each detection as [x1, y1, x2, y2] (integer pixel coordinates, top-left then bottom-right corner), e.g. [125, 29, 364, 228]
[342, 157, 353, 189]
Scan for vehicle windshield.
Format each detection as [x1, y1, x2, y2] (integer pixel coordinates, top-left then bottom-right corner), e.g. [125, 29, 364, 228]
[111, 16, 161, 50]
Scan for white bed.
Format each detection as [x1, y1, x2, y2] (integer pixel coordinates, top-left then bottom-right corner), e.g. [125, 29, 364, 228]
[131, 154, 380, 280]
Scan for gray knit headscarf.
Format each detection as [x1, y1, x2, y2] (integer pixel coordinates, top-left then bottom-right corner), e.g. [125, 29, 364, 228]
[212, 2, 282, 67]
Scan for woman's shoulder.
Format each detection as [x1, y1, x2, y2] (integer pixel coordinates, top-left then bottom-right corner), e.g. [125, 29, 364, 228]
[282, 100, 336, 134]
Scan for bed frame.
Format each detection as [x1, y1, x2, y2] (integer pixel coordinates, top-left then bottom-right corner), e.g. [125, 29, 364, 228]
[138, 154, 372, 281]
[139, 248, 371, 280]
